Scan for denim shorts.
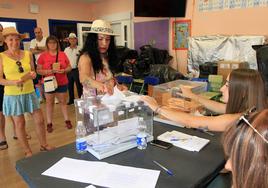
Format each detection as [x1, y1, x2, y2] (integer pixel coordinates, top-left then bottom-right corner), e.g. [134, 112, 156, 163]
[44, 84, 68, 94]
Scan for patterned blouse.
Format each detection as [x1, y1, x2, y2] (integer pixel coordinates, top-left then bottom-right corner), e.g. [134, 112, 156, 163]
[82, 58, 113, 98]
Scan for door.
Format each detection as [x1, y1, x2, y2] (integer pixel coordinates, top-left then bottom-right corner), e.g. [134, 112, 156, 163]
[77, 23, 92, 48]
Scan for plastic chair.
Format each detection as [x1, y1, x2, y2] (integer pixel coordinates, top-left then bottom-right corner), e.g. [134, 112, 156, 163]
[139, 76, 160, 94]
[115, 75, 133, 91]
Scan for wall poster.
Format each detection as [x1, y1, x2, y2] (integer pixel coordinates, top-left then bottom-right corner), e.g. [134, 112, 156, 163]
[172, 20, 191, 50]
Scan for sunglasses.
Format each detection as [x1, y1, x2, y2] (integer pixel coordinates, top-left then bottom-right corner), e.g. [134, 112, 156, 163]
[16, 61, 24, 73]
[237, 106, 268, 144]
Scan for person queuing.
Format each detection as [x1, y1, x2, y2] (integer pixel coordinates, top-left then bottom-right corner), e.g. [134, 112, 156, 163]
[30, 27, 47, 102]
[0, 25, 31, 151]
[223, 108, 268, 188]
[142, 69, 267, 131]
[64, 33, 82, 105]
[78, 20, 118, 97]
[0, 23, 7, 150]
[30, 27, 46, 62]
[0, 27, 54, 157]
[37, 35, 72, 133]
[0, 24, 5, 51]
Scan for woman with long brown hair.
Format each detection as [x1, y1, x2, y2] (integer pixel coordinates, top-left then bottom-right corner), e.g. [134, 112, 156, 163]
[223, 109, 268, 188]
[0, 27, 54, 157]
[37, 35, 72, 133]
[142, 69, 267, 131]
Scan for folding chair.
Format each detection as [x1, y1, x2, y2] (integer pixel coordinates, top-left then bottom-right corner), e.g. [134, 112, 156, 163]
[139, 76, 160, 94]
[115, 75, 133, 91]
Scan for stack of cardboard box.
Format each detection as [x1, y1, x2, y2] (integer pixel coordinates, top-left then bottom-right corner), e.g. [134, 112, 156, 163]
[217, 61, 248, 80]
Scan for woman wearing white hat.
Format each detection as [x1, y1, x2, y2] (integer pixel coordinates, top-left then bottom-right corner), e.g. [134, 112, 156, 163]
[0, 27, 54, 157]
[78, 19, 119, 97]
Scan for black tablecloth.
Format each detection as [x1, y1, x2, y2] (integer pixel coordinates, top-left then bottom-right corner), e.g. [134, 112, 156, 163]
[16, 122, 225, 188]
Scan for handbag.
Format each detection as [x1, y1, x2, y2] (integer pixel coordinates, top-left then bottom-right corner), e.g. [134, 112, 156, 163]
[43, 52, 59, 92]
[44, 76, 58, 92]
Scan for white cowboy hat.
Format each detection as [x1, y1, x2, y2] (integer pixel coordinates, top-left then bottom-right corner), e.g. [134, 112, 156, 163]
[2, 27, 28, 39]
[89, 19, 119, 36]
[68, 33, 77, 38]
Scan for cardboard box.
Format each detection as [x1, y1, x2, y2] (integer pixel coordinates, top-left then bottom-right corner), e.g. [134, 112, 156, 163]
[217, 61, 247, 80]
[152, 88, 172, 106]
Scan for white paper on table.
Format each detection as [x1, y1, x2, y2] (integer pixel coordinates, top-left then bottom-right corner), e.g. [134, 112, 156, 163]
[157, 130, 210, 152]
[100, 164, 160, 188]
[85, 185, 96, 188]
[42, 157, 160, 188]
[42, 157, 108, 184]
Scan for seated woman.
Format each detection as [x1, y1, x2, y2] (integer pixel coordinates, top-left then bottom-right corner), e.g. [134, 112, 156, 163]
[142, 69, 267, 131]
[223, 109, 268, 188]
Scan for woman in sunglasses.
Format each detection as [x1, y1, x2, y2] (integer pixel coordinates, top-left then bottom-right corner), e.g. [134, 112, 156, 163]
[142, 68, 267, 131]
[0, 27, 54, 157]
[223, 109, 268, 188]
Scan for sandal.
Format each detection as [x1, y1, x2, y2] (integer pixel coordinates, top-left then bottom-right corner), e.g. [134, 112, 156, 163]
[65, 120, 73, 129]
[0, 141, 8, 150]
[13, 134, 31, 140]
[47, 123, 53, 133]
[40, 144, 55, 152]
[25, 150, 33, 158]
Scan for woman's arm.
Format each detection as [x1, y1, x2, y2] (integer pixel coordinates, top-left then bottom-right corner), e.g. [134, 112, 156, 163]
[78, 54, 106, 92]
[141, 96, 240, 132]
[36, 64, 53, 76]
[180, 85, 226, 114]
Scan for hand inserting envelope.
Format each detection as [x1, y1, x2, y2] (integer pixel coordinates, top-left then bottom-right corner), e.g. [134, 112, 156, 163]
[101, 86, 141, 106]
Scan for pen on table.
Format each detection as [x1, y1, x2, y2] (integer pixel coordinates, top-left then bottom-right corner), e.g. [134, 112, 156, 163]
[153, 160, 174, 176]
[170, 137, 188, 142]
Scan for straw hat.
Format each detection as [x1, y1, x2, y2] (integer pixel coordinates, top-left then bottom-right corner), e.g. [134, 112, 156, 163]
[68, 33, 77, 39]
[89, 20, 118, 36]
[2, 27, 27, 39]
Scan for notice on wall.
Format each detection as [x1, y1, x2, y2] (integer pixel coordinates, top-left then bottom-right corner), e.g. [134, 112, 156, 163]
[198, 0, 268, 12]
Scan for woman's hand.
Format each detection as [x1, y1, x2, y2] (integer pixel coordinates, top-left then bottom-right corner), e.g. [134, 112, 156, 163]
[30, 71, 36, 79]
[95, 81, 107, 94]
[20, 71, 36, 82]
[141, 96, 159, 112]
[53, 69, 65, 74]
[104, 80, 114, 95]
[178, 85, 196, 99]
[116, 84, 128, 91]
[14, 79, 24, 86]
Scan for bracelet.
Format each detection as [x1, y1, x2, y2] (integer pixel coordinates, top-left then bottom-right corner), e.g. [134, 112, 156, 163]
[154, 105, 162, 114]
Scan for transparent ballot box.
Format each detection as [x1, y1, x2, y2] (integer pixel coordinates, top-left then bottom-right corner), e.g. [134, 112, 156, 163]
[152, 79, 207, 106]
[74, 96, 153, 160]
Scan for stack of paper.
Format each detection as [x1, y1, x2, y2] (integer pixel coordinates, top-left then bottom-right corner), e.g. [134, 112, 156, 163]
[157, 130, 210, 152]
[42, 157, 160, 188]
